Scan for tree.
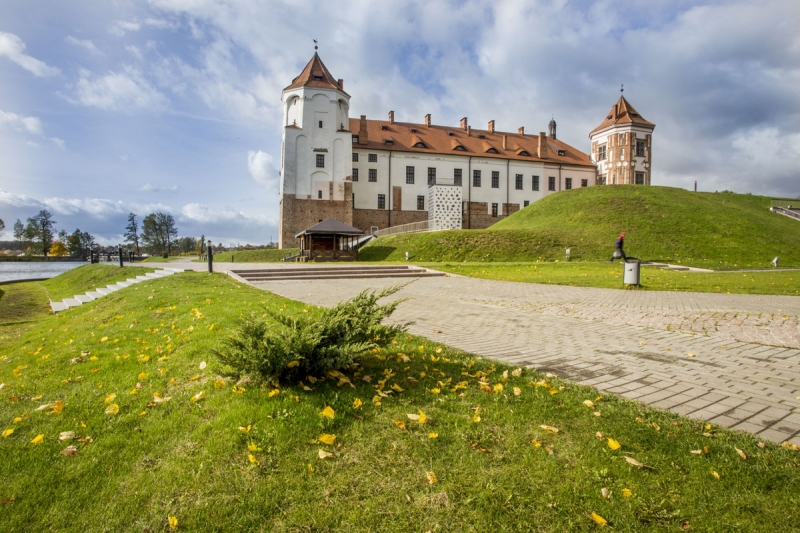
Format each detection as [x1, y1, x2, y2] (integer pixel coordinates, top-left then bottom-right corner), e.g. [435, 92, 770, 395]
[177, 236, 197, 254]
[67, 229, 95, 258]
[49, 241, 68, 256]
[195, 234, 206, 257]
[0, 218, 4, 233]
[13, 219, 24, 244]
[141, 212, 177, 255]
[24, 210, 57, 256]
[124, 213, 140, 255]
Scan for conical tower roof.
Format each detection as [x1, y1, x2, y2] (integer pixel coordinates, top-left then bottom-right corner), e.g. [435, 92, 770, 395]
[283, 53, 348, 95]
[590, 96, 654, 136]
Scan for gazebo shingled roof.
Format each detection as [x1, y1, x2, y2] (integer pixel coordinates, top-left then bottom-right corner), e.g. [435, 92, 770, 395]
[295, 218, 365, 238]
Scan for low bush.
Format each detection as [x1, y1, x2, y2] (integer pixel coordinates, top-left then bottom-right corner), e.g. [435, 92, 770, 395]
[215, 285, 409, 381]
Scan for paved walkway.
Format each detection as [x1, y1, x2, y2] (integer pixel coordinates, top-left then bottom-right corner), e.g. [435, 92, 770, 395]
[160, 260, 800, 444]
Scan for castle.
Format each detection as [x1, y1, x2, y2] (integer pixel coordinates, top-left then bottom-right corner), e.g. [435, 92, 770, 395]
[278, 53, 654, 248]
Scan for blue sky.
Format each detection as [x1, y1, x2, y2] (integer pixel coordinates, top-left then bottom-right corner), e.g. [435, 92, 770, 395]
[1, 0, 798, 245]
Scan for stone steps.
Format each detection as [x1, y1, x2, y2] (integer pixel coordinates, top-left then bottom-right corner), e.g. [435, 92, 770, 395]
[49, 268, 183, 313]
[233, 265, 446, 282]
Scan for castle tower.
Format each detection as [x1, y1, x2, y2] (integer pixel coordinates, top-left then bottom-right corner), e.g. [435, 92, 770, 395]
[589, 95, 655, 185]
[279, 53, 353, 248]
[548, 117, 557, 140]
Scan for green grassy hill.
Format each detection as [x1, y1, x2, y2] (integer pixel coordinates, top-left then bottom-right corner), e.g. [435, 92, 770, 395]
[359, 186, 800, 268]
[214, 248, 298, 263]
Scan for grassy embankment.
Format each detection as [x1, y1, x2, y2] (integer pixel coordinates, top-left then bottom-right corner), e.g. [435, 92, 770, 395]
[432, 262, 800, 296]
[0, 265, 799, 531]
[212, 248, 299, 263]
[40, 265, 156, 302]
[360, 186, 800, 269]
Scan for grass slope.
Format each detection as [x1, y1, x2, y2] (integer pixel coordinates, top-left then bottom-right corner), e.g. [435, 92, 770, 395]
[41, 264, 155, 302]
[0, 266, 799, 531]
[434, 262, 800, 295]
[360, 186, 800, 268]
[213, 248, 299, 263]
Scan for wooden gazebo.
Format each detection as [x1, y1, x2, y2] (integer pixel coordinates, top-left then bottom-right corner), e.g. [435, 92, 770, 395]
[295, 218, 365, 262]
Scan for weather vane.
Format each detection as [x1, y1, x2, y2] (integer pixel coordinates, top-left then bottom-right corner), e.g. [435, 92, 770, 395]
[620, 83, 624, 94]
[313, 39, 318, 51]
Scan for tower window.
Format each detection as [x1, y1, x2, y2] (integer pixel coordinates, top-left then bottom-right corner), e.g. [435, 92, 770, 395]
[473, 170, 481, 187]
[428, 167, 436, 185]
[318, 120, 323, 128]
[454, 168, 462, 186]
[317, 190, 322, 199]
[406, 166, 415, 184]
[597, 144, 607, 161]
[352, 153, 358, 162]
[524, 200, 530, 207]
[532, 175, 539, 191]
[565, 178, 572, 190]
[352, 168, 359, 181]
[491, 203, 498, 217]
[515, 174, 523, 190]
[378, 194, 386, 209]
[316, 154, 324, 168]
[368, 153, 377, 163]
[636, 140, 646, 157]
[368, 169, 377, 182]
[581, 179, 588, 187]
[548, 177, 556, 191]
[635, 172, 645, 185]
[417, 196, 425, 210]
[491, 171, 499, 188]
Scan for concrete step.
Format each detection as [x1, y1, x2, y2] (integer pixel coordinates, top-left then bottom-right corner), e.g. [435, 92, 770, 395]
[75, 294, 95, 303]
[63, 298, 81, 308]
[50, 301, 68, 313]
[96, 287, 115, 295]
[86, 291, 103, 299]
[249, 271, 446, 282]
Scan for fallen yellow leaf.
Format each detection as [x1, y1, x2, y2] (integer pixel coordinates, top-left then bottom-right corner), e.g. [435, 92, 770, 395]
[104, 393, 116, 404]
[287, 360, 300, 368]
[391, 384, 404, 393]
[428, 432, 438, 439]
[590, 512, 607, 526]
[58, 431, 75, 441]
[622, 488, 632, 497]
[239, 425, 251, 433]
[513, 387, 521, 396]
[711, 471, 720, 479]
[30, 434, 44, 444]
[190, 391, 205, 402]
[319, 434, 336, 445]
[2, 428, 13, 438]
[247, 441, 262, 452]
[512, 368, 523, 377]
[61, 445, 77, 457]
[232, 386, 245, 394]
[425, 471, 437, 485]
[393, 420, 406, 430]
[168, 516, 178, 529]
[248, 454, 259, 464]
[735, 447, 747, 460]
[493, 383, 504, 393]
[320, 406, 335, 419]
[531, 439, 542, 448]
[472, 414, 481, 423]
[353, 398, 363, 409]
[268, 389, 279, 397]
[105, 403, 119, 415]
[214, 379, 226, 388]
[607, 438, 621, 451]
[540, 425, 559, 434]
[318, 449, 332, 459]
[583, 400, 595, 409]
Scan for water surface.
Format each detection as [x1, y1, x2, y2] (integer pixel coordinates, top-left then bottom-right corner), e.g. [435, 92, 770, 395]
[0, 261, 86, 283]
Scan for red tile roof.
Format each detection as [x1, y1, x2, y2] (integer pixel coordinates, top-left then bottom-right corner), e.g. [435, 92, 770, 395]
[284, 53, 348, 95]
[349, 118, 594, 166]
[590, 96, 654, 136]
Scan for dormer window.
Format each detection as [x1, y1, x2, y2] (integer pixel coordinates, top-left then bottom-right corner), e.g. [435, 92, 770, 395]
[352, 135, 358, 143]
[410, 128, 417, 133]
[478, 134, 485, 139]
[380, 125, 388, 131]
[486, 148, 498, 154]
[313, 75, 323, 81]
[519, 150, 531, 157]
[447, 131, 455, 136]
[413, 142, 427, 148]
[558, 150, 566, 156]
[454, 145, 466, 151]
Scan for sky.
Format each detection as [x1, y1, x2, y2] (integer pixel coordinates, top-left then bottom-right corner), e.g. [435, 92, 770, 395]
[1, 0, 799, 246]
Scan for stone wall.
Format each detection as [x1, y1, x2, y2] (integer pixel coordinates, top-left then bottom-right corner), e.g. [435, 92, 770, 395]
[461, 201, 519, 229]
[352, 208, 427, 234]
[279, 181, 353, 248]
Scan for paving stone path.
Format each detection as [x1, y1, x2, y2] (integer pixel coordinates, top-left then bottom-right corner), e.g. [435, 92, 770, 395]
[246, 273, 800, 445]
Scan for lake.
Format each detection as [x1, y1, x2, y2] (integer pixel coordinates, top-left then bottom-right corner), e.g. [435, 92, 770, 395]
[0, 261, 87, 283]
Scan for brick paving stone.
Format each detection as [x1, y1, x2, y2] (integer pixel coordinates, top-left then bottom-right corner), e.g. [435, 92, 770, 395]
[215, 269, 800, 444]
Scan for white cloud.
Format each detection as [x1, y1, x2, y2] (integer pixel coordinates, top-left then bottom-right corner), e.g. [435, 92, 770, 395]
[0, 109, 42, 135]
[50, 137, 66, 149]
[110, 20, 142, 36]
[180, 203, 273, 226]
[65, 36, 100, 54]
[0, 32, 60, 77]
[140, 183, 179, 192]
[68, 67, 169, 111]
[247, 150, 278, 191]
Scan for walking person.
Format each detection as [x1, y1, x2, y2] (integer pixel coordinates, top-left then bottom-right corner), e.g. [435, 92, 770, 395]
[610, 232, 627, 262]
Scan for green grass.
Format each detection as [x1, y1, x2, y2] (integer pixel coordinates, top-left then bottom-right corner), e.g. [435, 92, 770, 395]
[0, 283, 51, 324]
[359, 186, 800, 268]
[141, 256, 185, 263]
[432, 262, 800, 295]
[0, 266, 799, 532]
[212, 248, 299, 263]
[40, 264, 156, 302]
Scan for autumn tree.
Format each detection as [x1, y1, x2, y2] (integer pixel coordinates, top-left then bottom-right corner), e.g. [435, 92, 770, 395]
[67, 229, 95, 258]
[24, 210, 57, 256]
[13, 219, 24, 244]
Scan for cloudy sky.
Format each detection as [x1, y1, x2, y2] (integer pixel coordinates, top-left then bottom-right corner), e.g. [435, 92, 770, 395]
[1, 0, 798, 245]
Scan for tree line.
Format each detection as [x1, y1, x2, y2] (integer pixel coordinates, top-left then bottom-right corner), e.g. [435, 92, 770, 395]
[2, 210, 96, 258]
[124, 212, 204, 257]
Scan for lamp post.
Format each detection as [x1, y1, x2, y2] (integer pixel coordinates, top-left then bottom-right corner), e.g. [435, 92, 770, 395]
[118, 245, 123, 267]
[207, 239, 213, 273]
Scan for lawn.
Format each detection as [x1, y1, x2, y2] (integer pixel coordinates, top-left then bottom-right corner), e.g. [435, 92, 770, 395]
[359, 186, 800, 268]
[212, 248, 299, 263]
[430, 262, 800, 296]
[0, 266, 798, 532]
[41, 264, 156, 302]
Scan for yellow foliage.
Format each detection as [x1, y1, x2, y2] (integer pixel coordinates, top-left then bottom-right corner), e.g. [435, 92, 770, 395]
[319, 434, 336, 445]
[320, 406, 335, 419]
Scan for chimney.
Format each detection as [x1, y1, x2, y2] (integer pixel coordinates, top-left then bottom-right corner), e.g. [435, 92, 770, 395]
[425, 114, 431, 127]
[460, 117, 468, 130]
[338, 79, 344, 90]
[518, 126, 525, 136]
[467, 126, 471, 137]
[538, 132, 548, 159]
[502, 135, 507, 150]
[488, 120, 495, 134]
[388, 110, 394, 124]
[358, 115, 368, 145]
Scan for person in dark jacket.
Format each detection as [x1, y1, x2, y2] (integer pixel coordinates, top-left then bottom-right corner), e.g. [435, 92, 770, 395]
[610, 232, 627, 261]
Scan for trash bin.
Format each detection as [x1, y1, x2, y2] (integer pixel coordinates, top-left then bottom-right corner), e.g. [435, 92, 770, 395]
[623, 257, 640, 287]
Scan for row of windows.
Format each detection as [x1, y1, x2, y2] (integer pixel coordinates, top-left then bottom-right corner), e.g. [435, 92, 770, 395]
[596, 140, 647, 161]
[352, 167, 586, 190]
[367, 196, 539, 213]
[353, 153, 378, 163]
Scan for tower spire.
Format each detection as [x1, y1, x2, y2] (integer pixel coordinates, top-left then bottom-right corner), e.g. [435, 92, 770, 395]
[620, 83, 624, 94]
[313, 39, 318, 54]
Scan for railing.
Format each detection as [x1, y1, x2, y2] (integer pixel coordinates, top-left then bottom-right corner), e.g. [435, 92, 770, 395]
[375, 220, 430, 237]
[773, 207, 800, 221]
[770, 198, 799, 208]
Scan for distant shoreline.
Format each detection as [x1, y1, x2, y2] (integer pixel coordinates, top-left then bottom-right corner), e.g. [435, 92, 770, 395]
[0, 256, 86, 262]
